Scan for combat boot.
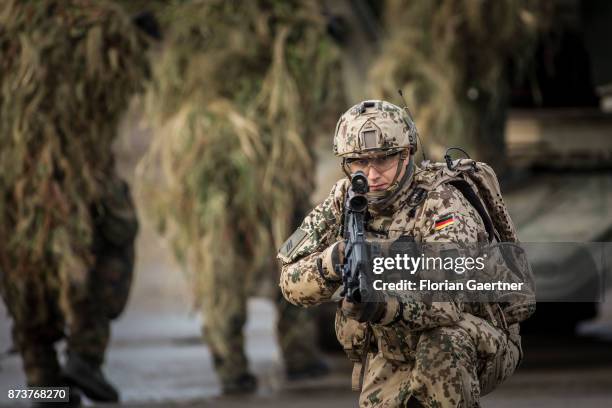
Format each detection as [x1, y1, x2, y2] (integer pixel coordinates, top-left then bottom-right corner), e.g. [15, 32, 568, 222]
[221, 372, 258, 395]
[62, 353, 119, 402]
[286, 358, 330, 381]
[20, 344, 80, 407]
[24, 368, 82, 407]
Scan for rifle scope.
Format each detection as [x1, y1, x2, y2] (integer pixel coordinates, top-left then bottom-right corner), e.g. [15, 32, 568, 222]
[348, 171, 369, 212]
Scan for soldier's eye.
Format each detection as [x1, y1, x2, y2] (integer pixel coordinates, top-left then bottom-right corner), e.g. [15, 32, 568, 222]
[349, 159, 368, 168]
[375, 154, 398, 169]
[373, 157, 388, 166]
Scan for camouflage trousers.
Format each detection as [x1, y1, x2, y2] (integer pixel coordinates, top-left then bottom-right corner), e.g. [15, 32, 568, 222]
[202, 287, 320, 383]
[359, 315, 522, 408]
[0, 178, 137, 386]
[202, 199, 322, 383]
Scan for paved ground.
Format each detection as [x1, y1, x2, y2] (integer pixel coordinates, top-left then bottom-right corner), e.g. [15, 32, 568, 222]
[2, 286, 612, 407]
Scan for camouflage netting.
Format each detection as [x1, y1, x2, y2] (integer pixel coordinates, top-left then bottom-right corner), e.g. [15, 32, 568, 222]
[0, 0, 149, 321]
[137, 0, 342, 303]
[368, 0, 546, 163]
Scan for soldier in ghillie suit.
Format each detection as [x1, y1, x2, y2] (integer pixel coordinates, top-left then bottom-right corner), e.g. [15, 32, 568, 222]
[0, 0, 149, 405]
[278, 100, 535, 407]
[138, 0, 343, 394]
[368, 0, 545, 170]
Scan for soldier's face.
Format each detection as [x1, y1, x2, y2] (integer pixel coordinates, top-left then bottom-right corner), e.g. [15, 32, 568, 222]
[345, 152, 407, 191]
[365, 155, 405, 191]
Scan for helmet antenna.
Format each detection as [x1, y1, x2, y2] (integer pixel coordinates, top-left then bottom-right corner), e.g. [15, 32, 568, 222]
[397, 89, 427, 162]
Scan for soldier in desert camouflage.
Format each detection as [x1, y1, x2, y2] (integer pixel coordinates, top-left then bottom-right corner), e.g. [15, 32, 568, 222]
[278, 100, 534, 407]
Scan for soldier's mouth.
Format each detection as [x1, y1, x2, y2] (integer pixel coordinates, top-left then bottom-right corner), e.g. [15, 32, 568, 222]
[370, 184, 387, 191]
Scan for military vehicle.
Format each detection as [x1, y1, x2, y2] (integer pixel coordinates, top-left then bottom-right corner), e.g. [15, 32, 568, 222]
[501, 0, 612, 332]
[504, 109, 612, 332]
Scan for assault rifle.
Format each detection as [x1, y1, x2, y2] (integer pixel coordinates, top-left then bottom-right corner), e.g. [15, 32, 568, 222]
[337, 171, 371, 303]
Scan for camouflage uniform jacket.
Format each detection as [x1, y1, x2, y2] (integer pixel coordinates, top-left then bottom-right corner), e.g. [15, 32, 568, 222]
[278, 166, 523, 398]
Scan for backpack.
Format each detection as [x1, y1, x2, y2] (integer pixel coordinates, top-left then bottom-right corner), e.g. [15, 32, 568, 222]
[412, 158, 535, 325]
[415, 159, 516, 242]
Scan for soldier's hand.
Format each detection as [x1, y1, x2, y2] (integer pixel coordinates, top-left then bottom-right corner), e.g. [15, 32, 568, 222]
[340, 297, 387, 323]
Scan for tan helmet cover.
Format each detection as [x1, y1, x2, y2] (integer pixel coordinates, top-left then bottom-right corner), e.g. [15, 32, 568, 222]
[333, 100, 418, 158]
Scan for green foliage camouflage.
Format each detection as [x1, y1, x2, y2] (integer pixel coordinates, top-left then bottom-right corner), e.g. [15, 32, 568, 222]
[368, 0, 545, 160]
[137, 0, 342, 302]
[0, 0, 149, 319]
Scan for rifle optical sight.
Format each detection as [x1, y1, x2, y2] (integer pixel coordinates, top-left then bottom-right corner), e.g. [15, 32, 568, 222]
[351, 171, 368, 194]
[348, 171, 369, 212]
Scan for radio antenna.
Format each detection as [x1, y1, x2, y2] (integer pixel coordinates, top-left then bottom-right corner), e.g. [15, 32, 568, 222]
[398, 89, 427, 162]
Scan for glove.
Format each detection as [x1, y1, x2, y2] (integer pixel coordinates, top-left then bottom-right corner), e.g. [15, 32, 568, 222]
[340, 296, 387, 323]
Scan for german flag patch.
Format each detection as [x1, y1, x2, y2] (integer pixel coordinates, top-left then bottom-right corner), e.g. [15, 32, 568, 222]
[434, 214, 455, 231]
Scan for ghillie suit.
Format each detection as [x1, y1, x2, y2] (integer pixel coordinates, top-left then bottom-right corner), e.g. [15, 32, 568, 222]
[137, 0, 342, 390]
[368, 0, 546, 168]
[0, 0, 148, 401]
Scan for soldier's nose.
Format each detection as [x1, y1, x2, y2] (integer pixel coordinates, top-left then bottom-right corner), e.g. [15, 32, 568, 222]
[368, 166, 382, 180]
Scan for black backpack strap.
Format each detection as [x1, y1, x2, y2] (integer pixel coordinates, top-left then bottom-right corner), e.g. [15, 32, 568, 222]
[448, 179, 495, 242]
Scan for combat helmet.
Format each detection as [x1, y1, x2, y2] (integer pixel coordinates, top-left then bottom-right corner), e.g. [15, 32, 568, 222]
[333, 100, 419, 206]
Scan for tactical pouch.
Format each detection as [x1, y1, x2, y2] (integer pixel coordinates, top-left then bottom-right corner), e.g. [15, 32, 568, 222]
[335, 309, 371, 390]
[371, 325, 417, 362]
[506, 322, 523, 363]
[335, 309, 368, 362]
[501, 299, 536, 325]
[456, 312, 503, 359]
[477, 322, 522, 397]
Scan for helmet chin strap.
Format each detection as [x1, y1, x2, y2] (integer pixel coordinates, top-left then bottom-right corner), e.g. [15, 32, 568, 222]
[368, 154, 414, 210]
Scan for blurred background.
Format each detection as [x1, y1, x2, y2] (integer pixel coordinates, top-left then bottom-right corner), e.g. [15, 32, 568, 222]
[1, 0, 612, 406]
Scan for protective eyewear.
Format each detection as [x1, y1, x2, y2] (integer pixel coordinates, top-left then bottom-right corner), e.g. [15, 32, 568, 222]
[344, 153, 400, 174]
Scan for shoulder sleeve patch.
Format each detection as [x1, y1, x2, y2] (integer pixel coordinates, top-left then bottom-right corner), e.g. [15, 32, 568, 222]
[278, 228, 308, 262]
[434, 213, 456, 231]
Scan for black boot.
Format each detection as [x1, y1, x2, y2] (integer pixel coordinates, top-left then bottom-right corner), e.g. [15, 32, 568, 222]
[286, 358, 330, 381]
[20, 345, 82, 407]
[221, 372, 258, 395]
[62, 353, 119, 402]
